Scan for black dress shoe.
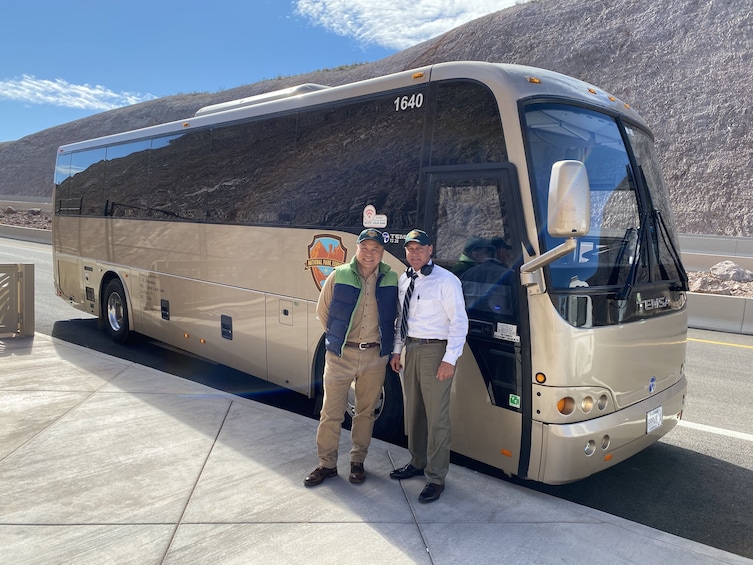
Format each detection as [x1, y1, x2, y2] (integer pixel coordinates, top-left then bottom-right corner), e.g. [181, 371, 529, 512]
[389, 463, 425, 480]
[418, 483, 444, 503]
[349, 462, 366, 484]
[304, 466, 337, 487]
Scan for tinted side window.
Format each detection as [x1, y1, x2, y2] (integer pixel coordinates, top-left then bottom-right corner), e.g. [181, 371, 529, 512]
[105, 140, 151, 218]
[54, 152, 74, 214]
[54, 148, 106, 215]
[149, 130, 211, 220]
[431, 80, 507, 166]
[291, 87, 426, 228]
[208, 116, 297, 224]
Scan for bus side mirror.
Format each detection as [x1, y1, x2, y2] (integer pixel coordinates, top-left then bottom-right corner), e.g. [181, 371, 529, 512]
[520, 160, 591, 292]
[548, 160, 590, 238]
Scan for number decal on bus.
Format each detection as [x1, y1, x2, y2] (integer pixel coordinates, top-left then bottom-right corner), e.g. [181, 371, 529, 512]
[393, 93, 424, 111]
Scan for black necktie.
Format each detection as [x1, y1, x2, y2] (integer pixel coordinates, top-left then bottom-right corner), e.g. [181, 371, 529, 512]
[400, 272, 418, 340]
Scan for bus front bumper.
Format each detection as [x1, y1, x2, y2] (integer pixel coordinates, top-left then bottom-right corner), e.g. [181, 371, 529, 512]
[535, 376, 687, 485]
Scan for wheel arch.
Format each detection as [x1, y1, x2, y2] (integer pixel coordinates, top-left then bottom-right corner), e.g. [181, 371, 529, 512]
[98, 270, 134, 333]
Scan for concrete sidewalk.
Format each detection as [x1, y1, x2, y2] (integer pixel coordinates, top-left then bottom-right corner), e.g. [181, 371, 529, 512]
[1, 334, 748, 564]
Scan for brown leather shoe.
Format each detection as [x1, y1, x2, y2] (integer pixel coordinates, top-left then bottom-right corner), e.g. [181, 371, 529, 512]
[418, 483, 444, 503]
[349, 462, 366, 484]
[304, 466, 337, 487]
[389, 463, 424, 480]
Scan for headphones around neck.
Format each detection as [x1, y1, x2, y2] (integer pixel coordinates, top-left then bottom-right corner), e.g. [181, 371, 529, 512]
[407, 262, 434, 277]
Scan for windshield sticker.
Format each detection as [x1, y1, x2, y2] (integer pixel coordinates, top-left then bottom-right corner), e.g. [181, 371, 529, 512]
[495, 322, 520, 343]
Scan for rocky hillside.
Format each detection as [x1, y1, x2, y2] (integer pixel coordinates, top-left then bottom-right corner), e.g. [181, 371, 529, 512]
[1, 0, 751, 236]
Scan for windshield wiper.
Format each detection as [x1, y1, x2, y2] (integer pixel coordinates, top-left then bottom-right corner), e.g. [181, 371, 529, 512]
[609, 227, 639, 286]
[615, 212, 648, 301]
[654, 209, 689, 291]
[634, 165, 689, 292]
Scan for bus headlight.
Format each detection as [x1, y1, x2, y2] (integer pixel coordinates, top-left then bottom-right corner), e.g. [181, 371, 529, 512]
[581, 396, 594, 413]
[557, 396, 575, 415]
[535, 384, 615, 422]
[584, 440, 596, 456]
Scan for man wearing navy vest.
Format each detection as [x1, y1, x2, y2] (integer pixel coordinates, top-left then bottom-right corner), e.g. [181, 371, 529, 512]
[304, 229, 398, 487]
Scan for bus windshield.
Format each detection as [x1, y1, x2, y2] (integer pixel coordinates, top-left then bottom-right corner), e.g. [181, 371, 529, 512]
[523, 103, 685, 298]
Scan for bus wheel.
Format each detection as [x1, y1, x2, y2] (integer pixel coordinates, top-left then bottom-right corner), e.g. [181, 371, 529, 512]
[345, 367, 404, 441]
[103, 278, 130, 344]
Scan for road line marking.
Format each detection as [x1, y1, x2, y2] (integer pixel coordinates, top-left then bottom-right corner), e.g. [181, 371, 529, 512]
[688, 337, 753, 350]
[678, 420, 753, 442]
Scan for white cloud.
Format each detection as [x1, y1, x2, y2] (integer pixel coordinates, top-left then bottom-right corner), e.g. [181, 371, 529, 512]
[295, 0, 519, 49]
[0, 75, 156, 111]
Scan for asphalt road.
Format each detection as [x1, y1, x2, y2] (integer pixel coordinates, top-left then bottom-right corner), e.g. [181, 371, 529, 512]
[2, 237, 752, 559]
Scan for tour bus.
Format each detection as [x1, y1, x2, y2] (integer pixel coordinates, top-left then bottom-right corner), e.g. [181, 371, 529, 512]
[52, 61, 688, 484]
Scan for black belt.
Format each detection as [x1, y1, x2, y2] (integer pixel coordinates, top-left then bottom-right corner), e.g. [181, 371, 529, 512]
[406, 337, 447, 344]
[345, 341, 381, 350]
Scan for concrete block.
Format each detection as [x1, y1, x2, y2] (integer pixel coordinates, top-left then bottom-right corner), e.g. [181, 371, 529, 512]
[686, 292, 753, 334]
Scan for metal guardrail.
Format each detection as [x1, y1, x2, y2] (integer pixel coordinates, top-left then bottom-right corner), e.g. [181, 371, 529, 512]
[0, 263, 35, 337]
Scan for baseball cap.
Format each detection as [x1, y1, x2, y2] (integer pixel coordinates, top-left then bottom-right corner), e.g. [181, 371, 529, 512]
[357, 228, 385, 245]
[404, 229, 431, 246]
[463, 237, 493, 254]
[490, 236, 512, 250]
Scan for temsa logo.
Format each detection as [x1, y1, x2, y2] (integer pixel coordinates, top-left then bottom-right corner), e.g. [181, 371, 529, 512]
[639, 296, 671, 311]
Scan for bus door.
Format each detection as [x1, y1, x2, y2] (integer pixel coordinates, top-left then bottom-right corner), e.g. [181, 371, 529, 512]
[423, 167, 531, 477]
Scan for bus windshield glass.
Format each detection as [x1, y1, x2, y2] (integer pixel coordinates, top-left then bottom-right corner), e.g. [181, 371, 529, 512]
[523, 103, 683, 295]
[625, 124, 686, 288]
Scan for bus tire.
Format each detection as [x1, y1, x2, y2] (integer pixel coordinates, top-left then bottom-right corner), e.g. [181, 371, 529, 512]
[345, 366, 404, 442]
[103, 278, 130, 344]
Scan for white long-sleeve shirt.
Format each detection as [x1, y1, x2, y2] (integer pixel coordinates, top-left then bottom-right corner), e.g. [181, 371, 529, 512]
[392, 263, 469, 365]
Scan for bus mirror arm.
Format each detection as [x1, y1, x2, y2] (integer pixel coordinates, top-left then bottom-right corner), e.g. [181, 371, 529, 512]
[519, 238, 577, 293]
[519, 160, 589, 293]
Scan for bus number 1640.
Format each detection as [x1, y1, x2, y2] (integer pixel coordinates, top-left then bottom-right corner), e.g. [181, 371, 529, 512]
[393, 93, 424, 111]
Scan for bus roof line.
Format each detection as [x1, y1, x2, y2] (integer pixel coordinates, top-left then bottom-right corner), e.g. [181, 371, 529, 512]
[56, 62, 640, 154]
[194, 84, 332, 117]
[57, 64, 437, 153]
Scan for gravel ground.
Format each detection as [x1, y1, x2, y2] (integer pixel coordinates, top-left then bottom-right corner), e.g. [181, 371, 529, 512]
[0, 207, 52, 230]
[687, 271, 753, 297]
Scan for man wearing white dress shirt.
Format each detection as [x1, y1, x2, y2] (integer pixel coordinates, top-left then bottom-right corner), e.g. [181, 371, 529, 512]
[389, 229, 468, 503]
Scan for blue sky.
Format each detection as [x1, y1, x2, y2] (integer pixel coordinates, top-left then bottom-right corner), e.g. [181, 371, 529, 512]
[0, 0, 521, 142]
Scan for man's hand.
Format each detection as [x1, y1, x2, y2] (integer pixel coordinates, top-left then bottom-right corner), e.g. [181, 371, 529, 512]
[390, 354, 402, 373]
[436, 361, 455, 381]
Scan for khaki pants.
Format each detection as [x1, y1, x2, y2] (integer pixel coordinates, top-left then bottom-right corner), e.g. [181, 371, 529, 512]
[404, 340, 452, 485]
[316, 347, 387, 468]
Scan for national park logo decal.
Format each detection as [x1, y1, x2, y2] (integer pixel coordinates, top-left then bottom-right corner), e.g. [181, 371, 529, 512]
[305, 235, 347, 290]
